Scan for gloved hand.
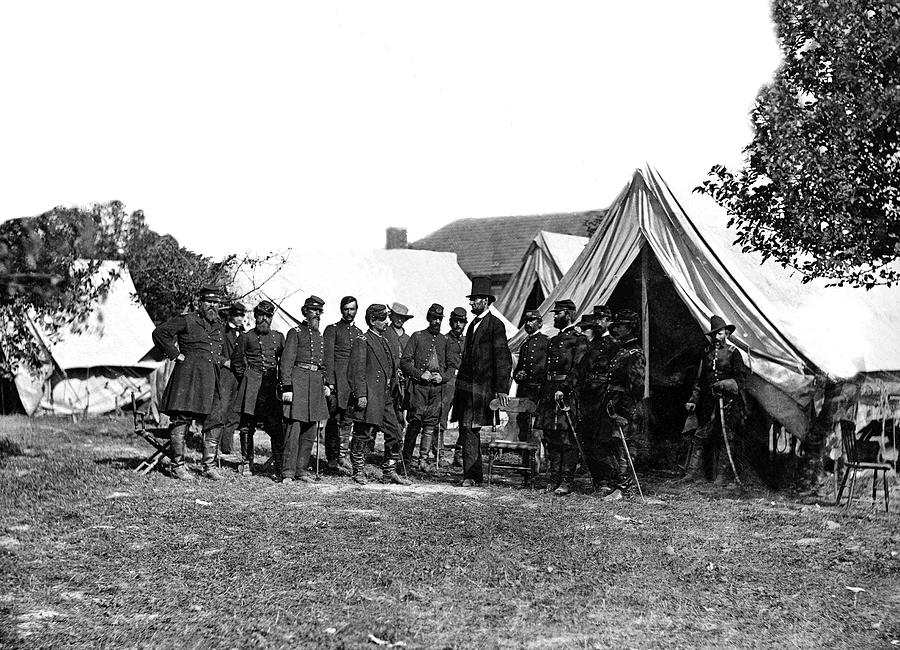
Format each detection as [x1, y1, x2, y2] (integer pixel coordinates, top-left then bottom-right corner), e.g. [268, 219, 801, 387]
[357, 396, 368, 409]
[323, 385, 332, 398]
[685, 402, 696, 413]
[554, 390, 564, 402]
[282, 391, 293, 404]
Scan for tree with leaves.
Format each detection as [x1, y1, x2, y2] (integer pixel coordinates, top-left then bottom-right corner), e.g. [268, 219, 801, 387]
[696, 0, 900, 288]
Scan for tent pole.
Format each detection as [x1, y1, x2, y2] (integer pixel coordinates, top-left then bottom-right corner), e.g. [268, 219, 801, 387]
[641, 245, 650, 399]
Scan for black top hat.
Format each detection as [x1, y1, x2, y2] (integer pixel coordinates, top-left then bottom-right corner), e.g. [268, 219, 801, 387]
[466, 276, 495, 302]
[553, 299, 577, 312]
[706, 315, 736, 336]
[450, 307, 468, 322]
[254, 300, 276, 316]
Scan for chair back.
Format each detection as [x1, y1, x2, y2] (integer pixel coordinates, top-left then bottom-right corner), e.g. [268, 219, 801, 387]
[840, 420, 859, 463]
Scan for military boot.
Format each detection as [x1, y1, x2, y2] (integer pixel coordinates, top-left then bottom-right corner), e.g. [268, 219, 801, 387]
[418, 429, 435, 472]
[545, 450, 562, 492]
[201, 428, 223, 480]
[381, 459, 412, 485]
[553, 451, 577, 496]
[402, 421, 421, 467]
[677, 442, 705, 485]
[350, 438, 368, 485]
[239, 428, 255, 476]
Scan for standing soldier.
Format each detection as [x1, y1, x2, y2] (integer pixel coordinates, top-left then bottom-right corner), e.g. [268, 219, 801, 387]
[210, 301, 246, 456]
[231, 300, 284, 477]
[400, 303, 448, 471]
[381, 302, 413, 453]
[537, 299, 587, 495]
[683, 315, 748, 486]
[441, 307, 467, 467]
[568, 306, 618, 492]
[513, 310, 548, 442]
[347, 304, 412, 486]
[323, 296, 362, 476]
[452, 277, 513, 487]
[279, 295, 330, 484]
[152, 285, 228, 481]
[604, 309, 647, 500]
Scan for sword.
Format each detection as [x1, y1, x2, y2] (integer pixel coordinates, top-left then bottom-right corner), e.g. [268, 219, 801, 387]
[717, 395, 742, 487]
[554, 395, 588, 469]
[606, 402, 645, 502]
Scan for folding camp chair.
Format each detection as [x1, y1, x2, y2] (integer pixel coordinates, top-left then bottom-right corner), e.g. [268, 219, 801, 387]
[486, 397, 539, 487]
[834, 420, 892, 513]
[130, 392, 173, 475]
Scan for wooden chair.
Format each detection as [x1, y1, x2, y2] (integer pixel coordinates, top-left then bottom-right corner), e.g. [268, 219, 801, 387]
[835, 420, 892, 512]
[130, 392, 172, 475]
[487, 397, 539, 487]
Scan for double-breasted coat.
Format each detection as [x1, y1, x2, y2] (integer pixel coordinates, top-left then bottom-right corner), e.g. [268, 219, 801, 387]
[323, 319, 363, 410]
[153, 311, 227, 416]
[535, 326, 587, 432]
[514, 331, 549, 402]
[451, 311, 513, 428]
[279, 322, 329, 423]
[347, 329, 399, 427]
[231, 328, 285, 415]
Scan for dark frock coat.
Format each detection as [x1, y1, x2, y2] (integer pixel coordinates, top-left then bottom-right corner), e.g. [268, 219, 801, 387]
[323, 319, 363, 410]
[451, 311, 513, 428]
[153, 311, 226, 416]
[347, 329, 399, 427]
[231, 328, 285, 415]
[535, 326, 587, 432]
[279, 322, 329, 423]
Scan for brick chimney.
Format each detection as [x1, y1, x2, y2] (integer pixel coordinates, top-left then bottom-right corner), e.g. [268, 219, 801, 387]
[385, 227, 408, 249]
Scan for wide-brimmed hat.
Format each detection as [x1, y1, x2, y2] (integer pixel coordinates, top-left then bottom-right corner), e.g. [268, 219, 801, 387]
[449, 307, 468, 322]
[553, 299, 577, 313]
[389, 302, 414, 320]
[197, 285, 224, 303]
[466, 276, 495, 302]
[706, 315, 736, 336]
[254, 300, 276, 316]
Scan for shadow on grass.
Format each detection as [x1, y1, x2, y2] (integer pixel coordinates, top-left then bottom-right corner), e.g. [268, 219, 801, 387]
[0, 436, 24, 465]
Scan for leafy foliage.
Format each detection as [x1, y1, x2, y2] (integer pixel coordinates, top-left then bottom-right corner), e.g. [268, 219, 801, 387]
[696, 0, 900, 288]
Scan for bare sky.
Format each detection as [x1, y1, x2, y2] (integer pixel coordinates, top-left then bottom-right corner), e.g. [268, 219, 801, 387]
[0, 1, 781, 256]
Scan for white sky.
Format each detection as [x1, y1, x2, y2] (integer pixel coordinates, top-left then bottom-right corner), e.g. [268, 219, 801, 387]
[0, 1, 781, 257]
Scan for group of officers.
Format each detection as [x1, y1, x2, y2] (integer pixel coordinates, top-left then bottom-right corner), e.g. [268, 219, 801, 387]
[151, 275, 748, 497]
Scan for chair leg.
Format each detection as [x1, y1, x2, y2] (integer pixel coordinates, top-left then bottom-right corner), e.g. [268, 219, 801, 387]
[846, 469, 858, 510]
[884, 472, 890, 513]
[487, 449, 494, 487]
[835, 465, 851, 506]
[872, 468, 878, 504]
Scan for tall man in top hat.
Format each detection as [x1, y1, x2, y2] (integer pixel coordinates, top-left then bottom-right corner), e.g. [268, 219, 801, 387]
[451, 276, 513, 487]
[683, 315, 748, 485]
[441, 307, 467, 466]
[279, 295, 330, 483]
[568, 306, 620, 493]
[210, 301, 246, 456]
[231, 300, 284, 476]
[152, 285, 229, 480]
[401, 303, 448, 471]
[538, 299, 588, 495]
[347, 304, 412, 486]
[323, 295, 363, 476]
[513, 310, 548, 442]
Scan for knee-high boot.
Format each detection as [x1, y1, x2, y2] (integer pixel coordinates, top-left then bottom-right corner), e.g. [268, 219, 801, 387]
[350, 437, 368, 485]
[679, 441, 705, 484]
[545, 448, 562, 492]
[418, 429, 435, 471]
[402, 421, 421, 464]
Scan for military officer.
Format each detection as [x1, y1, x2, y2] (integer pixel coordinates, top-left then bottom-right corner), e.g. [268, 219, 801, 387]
[604, 309, 647, 499]
[152, 285, 228, 480]
[567, 305, 619, 492]
[323, 296, 363, 476]
[231, 300, 284, 476]
[513, 310, 548, 442]
[211, 301, 246, 456]
[441, 307, 467, 467]
[400, 303, 448, 471]
[347, 304, 412, 486]
[536, 298, 587, 495]
[279, 295, 330, 483]
[683, 315, 748, 486]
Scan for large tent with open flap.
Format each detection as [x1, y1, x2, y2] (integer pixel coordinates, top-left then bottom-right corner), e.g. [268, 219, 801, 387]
[2, 261, 161, 416]
[510, 166, 900, 444]
[234, 247, 517, 340]
[495, 230, 587, 327]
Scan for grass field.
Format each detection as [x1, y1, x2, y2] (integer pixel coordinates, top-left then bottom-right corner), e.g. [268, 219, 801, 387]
[0, 415, 898, 649]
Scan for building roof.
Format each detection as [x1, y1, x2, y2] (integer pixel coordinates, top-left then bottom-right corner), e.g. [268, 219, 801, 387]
[408, 211, 600, 280]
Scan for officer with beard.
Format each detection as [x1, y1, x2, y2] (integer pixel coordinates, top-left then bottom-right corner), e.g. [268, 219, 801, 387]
[152, 285, 228, 480]
[536, 299, 587, 495]
[513, 310, 548, 442]
[279, 295, 330, 484]
[231, 300, 284, 476]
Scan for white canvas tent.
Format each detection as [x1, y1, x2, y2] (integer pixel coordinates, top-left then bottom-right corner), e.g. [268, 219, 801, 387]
[496, 230, 587, 326]
[511, 167, 900, 440]
[5, 261, 160, 415]
[235, 248, 517, 339]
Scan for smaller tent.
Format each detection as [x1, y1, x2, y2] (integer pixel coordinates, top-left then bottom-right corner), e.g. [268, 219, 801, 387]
[496, 231, 588, 326]
[234, 248, 517, 339]
[5, 262, 160, 416]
